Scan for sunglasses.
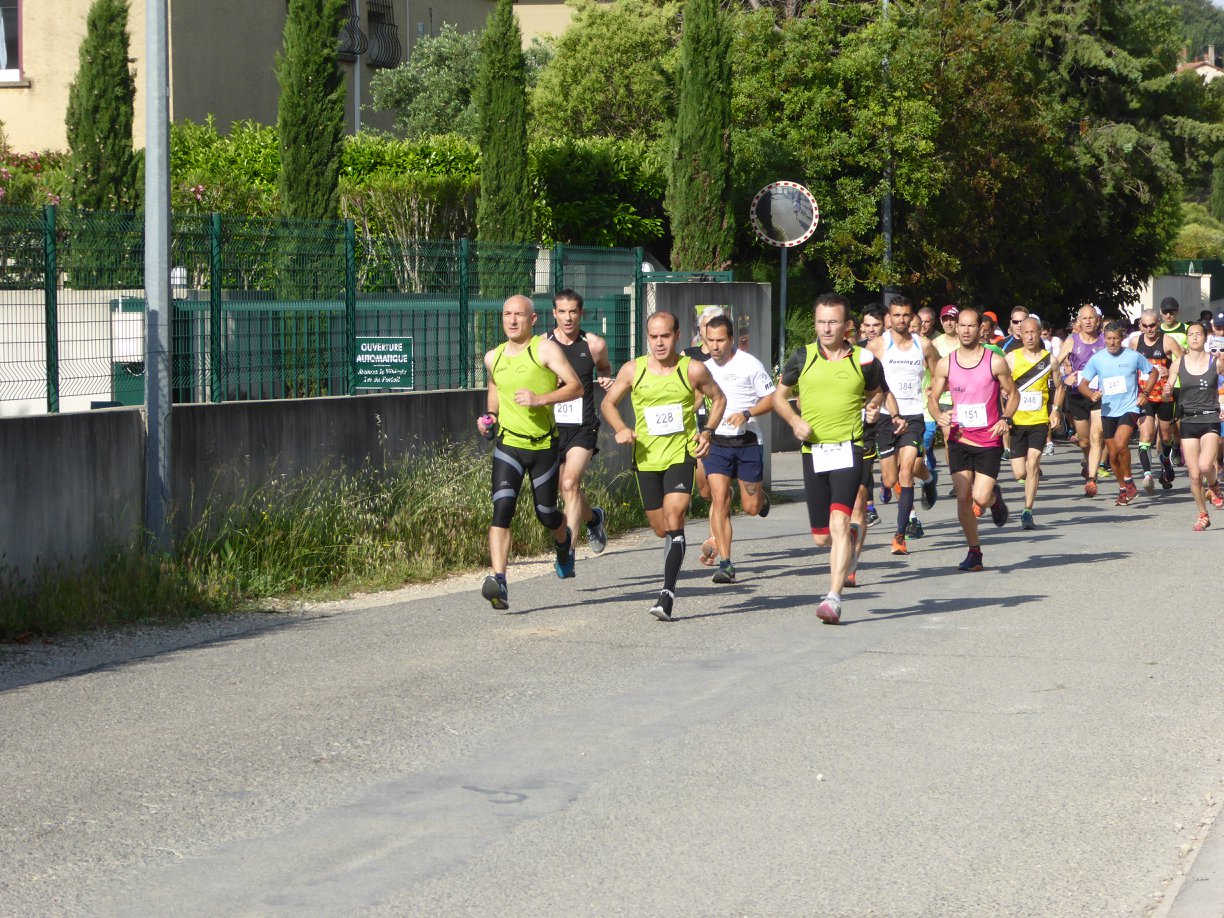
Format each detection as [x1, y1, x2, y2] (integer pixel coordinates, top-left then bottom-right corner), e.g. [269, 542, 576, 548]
[1140, 323, 1156, 329]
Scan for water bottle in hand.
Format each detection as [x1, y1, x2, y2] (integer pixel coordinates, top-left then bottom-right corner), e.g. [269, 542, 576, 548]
[480, 414, 498, 441]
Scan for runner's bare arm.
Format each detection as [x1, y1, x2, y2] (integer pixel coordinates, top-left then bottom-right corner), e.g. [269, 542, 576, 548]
[588, 334, 615, 390]
[599, 361, 639, 445]
[927, 356, 950, 427]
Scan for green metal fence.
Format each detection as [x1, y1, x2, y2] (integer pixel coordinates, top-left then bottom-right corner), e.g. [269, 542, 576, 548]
[0, 206, 642, 414]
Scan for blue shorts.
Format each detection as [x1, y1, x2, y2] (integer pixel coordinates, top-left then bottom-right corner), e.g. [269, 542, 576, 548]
[703, 442, 765, 483]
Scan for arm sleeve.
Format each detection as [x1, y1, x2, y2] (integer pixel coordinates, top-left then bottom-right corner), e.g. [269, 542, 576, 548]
[780, 348, 807, 387]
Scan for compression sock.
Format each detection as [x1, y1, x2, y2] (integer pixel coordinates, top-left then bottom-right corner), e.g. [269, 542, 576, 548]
[663, 530, 686, 594]
[1138, 442, 1152, 474]
[896, 486, 915, 535]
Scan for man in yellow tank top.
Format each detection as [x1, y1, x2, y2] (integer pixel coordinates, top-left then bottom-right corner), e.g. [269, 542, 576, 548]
[601, 311, 726, 622]
[1005, 317, 1065, 529]
[477, 295, 582, 611]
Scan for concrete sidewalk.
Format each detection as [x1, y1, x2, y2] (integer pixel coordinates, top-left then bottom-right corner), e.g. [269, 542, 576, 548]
[2, 446, 1223, 917]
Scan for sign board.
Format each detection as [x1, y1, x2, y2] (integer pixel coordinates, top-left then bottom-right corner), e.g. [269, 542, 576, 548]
[354, 336, 414, 390]
[749, 181, 819, 248]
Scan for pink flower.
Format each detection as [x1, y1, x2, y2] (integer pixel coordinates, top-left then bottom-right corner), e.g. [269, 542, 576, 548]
[46, 193, 60, 204]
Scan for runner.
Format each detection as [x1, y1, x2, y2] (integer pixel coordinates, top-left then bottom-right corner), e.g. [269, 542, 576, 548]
[1056, 304, 1107, 496]
[683, 305, 720, 548]
[866, 296, 939, 556]
[928, 307, 1020, 572]
[999, 307, 1029, 353]
[1128, 309, 1184, 493]
[1165, 322, 1224, 529]
[858, 305, 887, 523]
[546, 289, 614, 555]
[917, 307, 941, 472]
[1005, 317, 1064, 529]
[700, 314, 776, 584]
[600, 311, 726, 621]
[774, 293, 898, 624]
[1077, 321, 1159, 506]
[478, 295, 584, 611]
[932, 305, 961, 493]
[1159, 296, 1190, 471]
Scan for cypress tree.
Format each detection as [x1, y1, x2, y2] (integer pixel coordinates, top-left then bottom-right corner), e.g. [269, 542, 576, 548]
[666, 0, 734, 271]
[1211, 148, 1224, 225]
[64, 0, 138, 212]
[475, 0, 531, 244]
[276, 0, 347, 220]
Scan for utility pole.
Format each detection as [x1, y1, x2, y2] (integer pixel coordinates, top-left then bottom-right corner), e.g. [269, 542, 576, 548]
[144, 0, 172, 551]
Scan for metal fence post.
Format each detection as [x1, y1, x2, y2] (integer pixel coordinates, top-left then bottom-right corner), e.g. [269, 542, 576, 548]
[633, 245, 645, 358]
[43, 204, 59, 413]
[552, 242, 564, 293]
[344, 218, 357, 395]
[209, 212, 222, 402]
[459, 238, 471, 388]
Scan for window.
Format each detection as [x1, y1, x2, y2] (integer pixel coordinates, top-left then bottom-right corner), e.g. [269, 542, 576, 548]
[0, 0, 18, 81]
[366, 0, 400, 69]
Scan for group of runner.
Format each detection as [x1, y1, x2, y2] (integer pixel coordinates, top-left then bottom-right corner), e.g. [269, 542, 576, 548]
[476, 290, 1224, 624]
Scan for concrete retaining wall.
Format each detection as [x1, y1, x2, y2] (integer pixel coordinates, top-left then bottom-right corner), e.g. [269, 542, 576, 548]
[0, 409, 146, 575]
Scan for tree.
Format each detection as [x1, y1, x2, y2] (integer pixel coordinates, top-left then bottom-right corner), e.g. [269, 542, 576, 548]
[667, 0, 735, 271]
[531, 0, 681, 142]
[64, 0, 138, 212]
[475, 0, 532, 244]
[369, 24, 483, 141]
[276, 0, 347, 220]
[1212, 148, 1224, 222]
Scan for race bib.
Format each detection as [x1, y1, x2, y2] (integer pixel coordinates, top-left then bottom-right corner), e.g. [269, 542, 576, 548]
[644, 403, 685, 436]
[957, 402, 988, 427]
[810, 441, 854, 473]
[1102, 375, 1127, 395]
[1019, 390, 1042, 412]
[895, 378, 920, 399]
[716, 415, 743, 436]
[553, 396, 583, 426]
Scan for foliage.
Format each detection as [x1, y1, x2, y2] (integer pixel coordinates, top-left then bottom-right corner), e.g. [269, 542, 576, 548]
[476, 0, 533, 250]
[667, 0, 735, 270]
[1172, 0, 1224, 61]
[0, 149, 69, 208]
[368, 24, 483, 141]
[170, 117, 280, 216]
[276, 0, 347, 220]
[531, 0, 681, 142]
[1173, 200, 1224, 258]
[64, 0, 138, 211]
[532, 137, 667, 246]
[1211, 148, 1224, 221]
[340, 131, 480, 181]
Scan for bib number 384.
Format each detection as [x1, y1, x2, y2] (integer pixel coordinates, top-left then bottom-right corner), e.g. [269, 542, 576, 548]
[645, 403, 685, 436]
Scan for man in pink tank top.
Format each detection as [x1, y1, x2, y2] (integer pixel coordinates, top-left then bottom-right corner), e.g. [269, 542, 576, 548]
[928, 307, 1020, 572]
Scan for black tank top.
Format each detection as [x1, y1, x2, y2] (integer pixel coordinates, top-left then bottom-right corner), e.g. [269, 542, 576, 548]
[1178, 355, 1219, 418]
[546, 329, 596, 427]
[1135, 334, 1166, 365]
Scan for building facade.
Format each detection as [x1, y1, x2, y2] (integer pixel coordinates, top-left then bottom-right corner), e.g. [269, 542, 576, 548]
[0, 0, 575, 153]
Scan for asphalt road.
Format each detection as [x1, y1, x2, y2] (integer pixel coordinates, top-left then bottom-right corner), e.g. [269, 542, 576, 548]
[2, 447, 1223, 918]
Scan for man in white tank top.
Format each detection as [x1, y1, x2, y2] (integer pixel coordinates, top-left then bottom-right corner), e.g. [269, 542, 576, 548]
[866, 296, 940, 556]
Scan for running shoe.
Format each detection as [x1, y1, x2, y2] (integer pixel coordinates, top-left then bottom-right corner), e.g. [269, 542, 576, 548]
[880, 485, 892, 505]
[972, 502, 983, 518]
[921, 475, 938, 510]
[759, 493, 771, 518]
[1159, 467, 1173, 490]
[1210, 485, 1224, 510]
[554, 530, 576, 579]
[648, 591, 674, 621]
[1080, 461, 1090, 481]
[816, 595, 841, 624]
[1194, 512, 1211, 532]
[1002, 448, 1011, 461]
[587, 507, 608, 554]
[712, 560, 736, 584]
[700, 537, 719, 567]
[1114, 490, 1131, 507]
[1084, 479, 1098, 498]
[481, 574, 509, 611]
[1043, 441, 1055, 457]
[990, 494, 1009, 527]
[890, 533, 908, 555]
[1161, 456, 1176, 483]
[1098, 465, 1113, 479]
[1142, 473, 1155, 495]
[845, 570, 858, 588]
[866, 505, 880, 527]
[906, 517, 924, 539]
[1173, 447, 1185, 467]
[1124, 480, 1139, 501]
[1020, 508, 1036, 530]
[958, 548, 984, 572]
